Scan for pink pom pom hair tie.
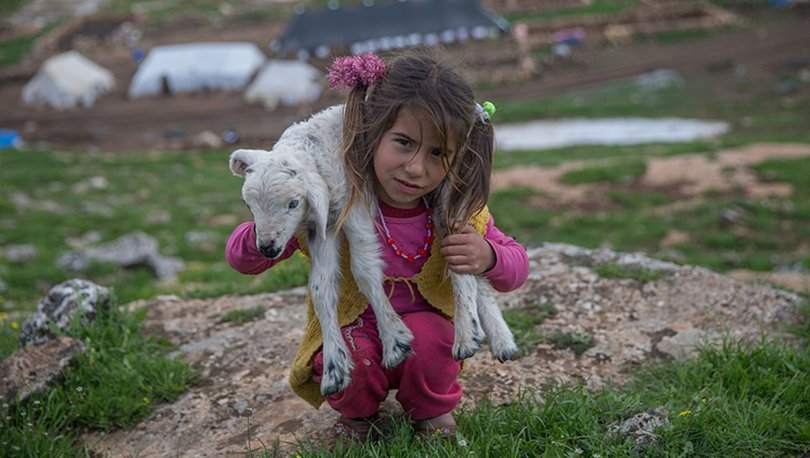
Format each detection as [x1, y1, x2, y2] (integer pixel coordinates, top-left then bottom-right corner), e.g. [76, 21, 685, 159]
[328, 52, 387, 91]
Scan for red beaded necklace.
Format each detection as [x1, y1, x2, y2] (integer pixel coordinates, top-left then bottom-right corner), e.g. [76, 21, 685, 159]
[376, 198, 435, 263]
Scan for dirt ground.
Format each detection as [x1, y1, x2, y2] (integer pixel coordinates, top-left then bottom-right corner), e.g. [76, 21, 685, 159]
[1, 6, 809, 152]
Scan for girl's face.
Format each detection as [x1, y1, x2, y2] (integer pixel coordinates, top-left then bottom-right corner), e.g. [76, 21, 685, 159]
[372, 107, 455, 209]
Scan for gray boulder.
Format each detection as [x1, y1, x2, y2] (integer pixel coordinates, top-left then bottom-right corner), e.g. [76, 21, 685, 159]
[19, 278, 110, 347]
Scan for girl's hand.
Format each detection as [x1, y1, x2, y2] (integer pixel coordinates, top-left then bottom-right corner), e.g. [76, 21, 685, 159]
[439, 223, 495, 275]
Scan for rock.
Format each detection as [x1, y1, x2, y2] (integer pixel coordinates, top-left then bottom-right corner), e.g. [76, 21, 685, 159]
[2, 244, 38, 263]
[606, 407, 670, 450]
[0, 336, 86, 404]
[190, 130, 223, 149]
[656, 327, 715, 361]
[56, 231, 184, 281]
[19, 278, 110, 347]
[82, 244, 804, 456]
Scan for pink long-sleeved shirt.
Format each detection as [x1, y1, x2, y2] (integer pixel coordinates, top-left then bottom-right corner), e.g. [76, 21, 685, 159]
[226, 200, 529, 316]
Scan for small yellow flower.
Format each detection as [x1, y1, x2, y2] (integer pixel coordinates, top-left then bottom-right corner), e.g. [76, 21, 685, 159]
[143, 396, 150, 405]
[679, 410, 691, 417]
[10, 321, 18, 330]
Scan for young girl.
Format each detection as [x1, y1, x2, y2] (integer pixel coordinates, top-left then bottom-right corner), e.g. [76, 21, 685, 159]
[226, 50, 529, 441]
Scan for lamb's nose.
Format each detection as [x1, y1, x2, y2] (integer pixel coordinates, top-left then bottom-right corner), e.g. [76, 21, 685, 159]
[259, 242, 282, 259]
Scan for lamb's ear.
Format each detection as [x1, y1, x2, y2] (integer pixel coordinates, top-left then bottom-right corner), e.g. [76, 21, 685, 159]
[229, 149, 267, 177]
[306, 172, 330, 240]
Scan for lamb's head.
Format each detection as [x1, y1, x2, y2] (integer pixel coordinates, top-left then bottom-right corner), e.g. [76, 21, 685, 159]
[229, 148, 329, 259]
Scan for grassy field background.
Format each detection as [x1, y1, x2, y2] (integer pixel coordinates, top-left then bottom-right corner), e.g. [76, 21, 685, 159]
[1, 60, 808, 313]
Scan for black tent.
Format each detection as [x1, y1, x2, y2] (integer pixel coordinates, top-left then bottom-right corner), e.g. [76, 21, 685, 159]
[272, 0, 509, 57]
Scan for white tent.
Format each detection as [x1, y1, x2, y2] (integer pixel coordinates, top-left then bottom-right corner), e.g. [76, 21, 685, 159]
[22, 51, 115, 109]
[244, 60, 322, 111]
[128, 42, 266, 98]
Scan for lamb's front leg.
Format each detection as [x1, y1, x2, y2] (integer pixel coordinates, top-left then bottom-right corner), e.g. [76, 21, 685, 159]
[475, 277, 518, 362]
[344, 206, 413, 368]
[309, 231, 354, 396]
[450, 272, 485, 360]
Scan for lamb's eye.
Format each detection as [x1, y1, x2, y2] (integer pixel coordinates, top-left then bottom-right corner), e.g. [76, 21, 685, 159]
[288, 199, 299, 210]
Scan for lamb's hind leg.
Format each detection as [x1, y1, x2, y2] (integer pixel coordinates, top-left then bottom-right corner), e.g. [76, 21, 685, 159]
[475, 277, 518, 362]
[344, 206, 413, 368]
[450, 272, 485, 360]
[309, 230, 354, 396]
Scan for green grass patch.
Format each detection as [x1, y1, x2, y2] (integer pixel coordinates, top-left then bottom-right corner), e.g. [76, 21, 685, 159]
[595, 262, 665, 283]
[0, 148, 310, 311]
[0, 301, 194, 454]
[503, 0, 641, 23]
[502, 303, 557, 359]
[605, 190, 671, 209]
[547, 332, 597, 356]
[753, 156, 810, 194]
[494, 79, 695, 123]
[490, 155, 810, 275]
[0, 0, 26, 16]
[493, 141, 718, 169]
[221, 305, 267, 326]
[290, 338, 809, 456]
[561, 159, 647, 184]
[0, 316, 20, 360]
[489, 187, 673, 254]
[0, 32, 39, 67]
[669, 193, 810, 273]
[493, 72, 810, 145]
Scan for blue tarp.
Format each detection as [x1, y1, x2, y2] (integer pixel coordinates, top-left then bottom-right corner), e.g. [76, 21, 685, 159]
[0, 129, 21, 149]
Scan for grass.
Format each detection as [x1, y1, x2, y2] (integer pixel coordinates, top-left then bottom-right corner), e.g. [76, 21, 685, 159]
[0, 300, 194, 454]
[489, 154, 810, 274]
[502, 0, 641, 23]
[503, 303, 598, 359]
[2, 303, 807, 456]
[221, 305, 267, 325]
[502, 303, 557, 359]
[0, 148, 310, 311]
[548, 332, 597, 356]
[492, 73, 810, 145]
[0, 0, 26, 15]
[595, 262, 666, 283]
[492, 141, 720, 169]
[0, 31, 40, 67]
[561, 159, 647, 185]
[276, 337, 809, 457]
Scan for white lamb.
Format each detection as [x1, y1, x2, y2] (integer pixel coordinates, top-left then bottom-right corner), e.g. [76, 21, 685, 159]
[229, 105, 516, 396]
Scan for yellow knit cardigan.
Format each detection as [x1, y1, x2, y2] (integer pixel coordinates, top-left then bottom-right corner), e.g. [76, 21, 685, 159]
[290, 207, 490, 408]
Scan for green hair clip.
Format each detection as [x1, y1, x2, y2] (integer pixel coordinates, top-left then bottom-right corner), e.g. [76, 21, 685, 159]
[476, 101, 497, 123]
[482, 101, 496, 118]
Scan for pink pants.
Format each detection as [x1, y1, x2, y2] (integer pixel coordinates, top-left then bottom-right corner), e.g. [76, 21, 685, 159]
[311, 311, 462, 420]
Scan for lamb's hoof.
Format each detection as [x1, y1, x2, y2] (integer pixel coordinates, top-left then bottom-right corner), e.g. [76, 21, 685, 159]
[491, 342, 519, 363]
[381, 340, 412, 369]
[320, 360, 353, 396]
[452, 340, 482, 361]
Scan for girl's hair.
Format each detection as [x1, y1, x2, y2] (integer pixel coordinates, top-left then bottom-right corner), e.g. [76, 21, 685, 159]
[341, 49, 495, 232]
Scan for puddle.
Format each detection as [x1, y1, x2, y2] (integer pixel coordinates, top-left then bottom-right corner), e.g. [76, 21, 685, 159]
[495, 118, 729, 151]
